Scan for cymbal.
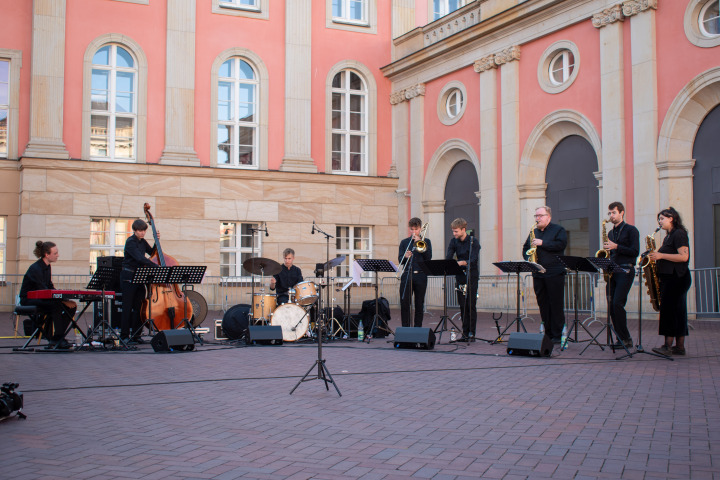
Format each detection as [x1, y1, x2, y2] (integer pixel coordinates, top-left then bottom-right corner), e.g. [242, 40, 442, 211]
[323, 255, 346, 269]
[242, 257, 282, 276]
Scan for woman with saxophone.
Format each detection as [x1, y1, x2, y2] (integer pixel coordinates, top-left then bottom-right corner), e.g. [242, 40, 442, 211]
[398, 218, 432, 328]
[648, 207, 691, 356]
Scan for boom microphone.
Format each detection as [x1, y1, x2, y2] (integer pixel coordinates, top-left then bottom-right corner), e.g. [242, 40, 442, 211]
[264, 222, 269, 237]
[311, 221, 316, 235]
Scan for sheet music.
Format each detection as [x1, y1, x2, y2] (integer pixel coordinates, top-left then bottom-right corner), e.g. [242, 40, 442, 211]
[342, 260, 364, 291]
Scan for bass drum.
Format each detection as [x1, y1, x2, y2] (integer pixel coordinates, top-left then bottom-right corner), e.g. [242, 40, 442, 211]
[185, 290, 208, 327]
[222, 304, 251, 340]
[270, 303, 309, 342]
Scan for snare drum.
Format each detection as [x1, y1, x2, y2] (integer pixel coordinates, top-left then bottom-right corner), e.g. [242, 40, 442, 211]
[271, 303, 309, 341]
[252, 293, 277, 320]
[293, 280, 318, 306]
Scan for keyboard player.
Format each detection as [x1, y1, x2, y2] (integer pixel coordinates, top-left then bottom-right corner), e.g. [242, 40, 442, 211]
[19, 241, 77, 349]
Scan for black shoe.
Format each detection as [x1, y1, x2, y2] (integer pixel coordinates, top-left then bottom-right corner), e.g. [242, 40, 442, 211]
[121, 337, 138, 346]
[652, 345, 672, 356]
[131, 336, 145, 344]
[55, 339, 72, 350]
[671, 346, 686, 355]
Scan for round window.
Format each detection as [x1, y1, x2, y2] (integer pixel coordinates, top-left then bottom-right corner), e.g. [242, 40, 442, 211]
[699, 0, 720, 37]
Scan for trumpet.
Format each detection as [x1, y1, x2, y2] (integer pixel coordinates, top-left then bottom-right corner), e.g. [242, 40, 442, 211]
[397, 222, 429, 278]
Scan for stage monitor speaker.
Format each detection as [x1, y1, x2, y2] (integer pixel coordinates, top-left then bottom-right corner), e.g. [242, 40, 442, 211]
[393, 327, 436, 350]
[506, 332, 552, 357]
[246, 326, 283, 345]
[151, 329, 195, 352]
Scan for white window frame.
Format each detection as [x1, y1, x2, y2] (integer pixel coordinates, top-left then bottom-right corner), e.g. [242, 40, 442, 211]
[684, 0, 720, 47]
[331, 69, 368, 175]
[432, 0, 467, 21]
[446, 90, 463, 119]
[0, 50, 21, 160]
[549, 50, 575, 86]
[220, 221, 263, 278]
[537, 41, 580, 95]
[217, 58, 259, 169]
[213, 0, 268, 19]
[89, 218, 134, 273]
[335, 225, 372, 281]
[700, 0, 720, 37]
[0, 216, 6, 277]
[89, 44, 139, 162]
[332, 0, 368, 25]
[326, 0, 377, 34]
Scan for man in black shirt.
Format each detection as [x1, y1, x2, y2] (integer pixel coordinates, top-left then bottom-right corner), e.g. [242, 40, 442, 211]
[523, 206, 567, 345]
[603, 201, 639, 348]
[120, 219, 157, 342]
[398, 217, 432, 327]
[446, 218, 481, 340]
[270, 248, 303, 305]
[19, 240, 76, 349]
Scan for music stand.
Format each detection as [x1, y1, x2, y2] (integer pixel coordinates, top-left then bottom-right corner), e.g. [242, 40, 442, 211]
[419, 259, 464, 343]
[556, 256, 601, 350]
[355, 259, 396, 342]
[491, 261, 546, 343]
[580, 257, 630, 355]
[133, 266, 172, 336]
[168, 265, 207, 345]
[84, 266, 122, 349]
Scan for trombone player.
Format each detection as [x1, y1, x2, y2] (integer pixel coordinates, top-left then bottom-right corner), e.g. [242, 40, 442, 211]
[398, 217, 432, 327]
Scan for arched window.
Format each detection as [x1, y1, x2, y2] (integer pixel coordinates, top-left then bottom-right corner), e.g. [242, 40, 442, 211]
[331, 69, 368, 174]
[90, 45, 138, 161]
[217, 58, 259, 168]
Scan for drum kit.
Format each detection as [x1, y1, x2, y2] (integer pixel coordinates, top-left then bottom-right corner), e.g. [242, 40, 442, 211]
[224, 256, 345, 343]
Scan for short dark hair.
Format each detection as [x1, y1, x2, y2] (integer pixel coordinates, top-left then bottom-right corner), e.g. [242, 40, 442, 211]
[451, 218, 467, 230]
[132, 219, 149, 232]
[408, 217, 422, 228]
[33, 240, 56, 259]
[608, 202, 625, 214]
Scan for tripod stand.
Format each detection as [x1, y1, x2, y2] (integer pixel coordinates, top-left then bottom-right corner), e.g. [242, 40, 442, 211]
[168, 265, 207, 345]
[84, 266, 123, 349]
[420, 260, 464, 343]
[491, 261, 545, 343]
[134, 265, 172, 337]
[355, 259, 395, 342]
[556, 256, 601, 351]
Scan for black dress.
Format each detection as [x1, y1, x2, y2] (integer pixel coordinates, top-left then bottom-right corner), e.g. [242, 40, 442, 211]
[656, 228, 691, 337]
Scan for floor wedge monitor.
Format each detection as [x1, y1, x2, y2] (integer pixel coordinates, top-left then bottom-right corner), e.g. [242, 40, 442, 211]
[247, 325, 284, 345]
[151, 329, 195, 352]
[393, 327, 436, 350]
[506, 332, 552, 357]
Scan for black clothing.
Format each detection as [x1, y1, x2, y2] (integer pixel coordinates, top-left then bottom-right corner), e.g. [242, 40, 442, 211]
[607, 221, 640, 342]
[446, 235, 481, 337]
[272, 265, 303, 298]
[657, 228, 691, 337]
[398, 237, 432, 327]
[120, 234, 157, 339]
[522, 223, 568, 341]
[19, 259, 70, 342]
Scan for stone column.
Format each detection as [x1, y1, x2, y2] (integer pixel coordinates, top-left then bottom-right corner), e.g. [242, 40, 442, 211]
[392, 0, 416, 39]
[423, 200, 446, 257]
[625, 0, 659, 234]
[23, 0, 70, 159]
[159, 0, 200, 166]
[407, 84, 426, 218]
[390, 90, 409, 241]
[475, 55, 499, 272]
[592, 5, 626, 213]
[497, 47, 521, 262]
[518, 183, 547, 252]
[280, 0, 316, 173]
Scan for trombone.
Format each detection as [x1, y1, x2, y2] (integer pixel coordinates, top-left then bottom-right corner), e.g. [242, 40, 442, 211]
[397, 222, 429, 278]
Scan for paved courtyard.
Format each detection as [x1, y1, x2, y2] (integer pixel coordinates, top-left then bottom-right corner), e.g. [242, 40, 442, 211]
[1, 310, 719, 479]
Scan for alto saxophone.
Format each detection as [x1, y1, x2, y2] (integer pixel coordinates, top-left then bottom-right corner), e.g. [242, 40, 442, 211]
[525, 222, 538, 264]
[596, 219, 610, 283]
[638, 226, 662, 312]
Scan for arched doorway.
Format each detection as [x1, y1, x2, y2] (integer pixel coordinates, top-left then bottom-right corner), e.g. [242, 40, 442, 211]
[444, 160, 479, 242]
[545, 135, 600, 257]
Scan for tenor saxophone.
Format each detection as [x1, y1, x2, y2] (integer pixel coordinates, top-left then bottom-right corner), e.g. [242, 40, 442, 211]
[638, 226, 661, 312]
[525, 222, 538, 264]
[596, 219, 610, 283]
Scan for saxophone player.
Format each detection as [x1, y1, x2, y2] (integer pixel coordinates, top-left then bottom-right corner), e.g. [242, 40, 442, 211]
[398, 218, 432, 328]
[603, 202, 640, 349]
[522, 206, 567, 346]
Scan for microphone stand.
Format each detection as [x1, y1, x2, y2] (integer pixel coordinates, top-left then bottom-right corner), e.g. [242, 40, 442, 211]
[247, 223, 269, 324]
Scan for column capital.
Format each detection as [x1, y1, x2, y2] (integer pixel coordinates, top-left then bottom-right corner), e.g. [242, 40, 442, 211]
[622, 0, 657, 17]
[389, 83, 426, 104]
[473, 54, 497, 73]
[657, 158, 695, 179]
[422, 200, 446, 213]
[517, 183, 547, 200]
[592, 4, 625, 28]
[494, 46, 521, 66]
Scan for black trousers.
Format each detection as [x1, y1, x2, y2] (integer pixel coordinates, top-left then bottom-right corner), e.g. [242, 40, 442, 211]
[120, 270, 146, 339]
[533, 274, 566, 341]
[21, 298, 72, 342]
[607, 268, 634, 341]
[399, 272, 427, 327]
[455, 276, 478, 337]
[658, 271, 691, 337]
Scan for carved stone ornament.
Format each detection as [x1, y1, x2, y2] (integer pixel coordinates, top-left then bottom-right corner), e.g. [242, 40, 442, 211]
[390, 90, 407, 105]
[592, 4, 625, 28]
[404, 83, 426, 100]
[494, 46, 521, 65]
[622, 0, 658, 17]
[474, 55, 497, 73]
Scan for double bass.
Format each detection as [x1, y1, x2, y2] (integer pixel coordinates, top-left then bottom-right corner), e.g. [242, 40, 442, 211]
[141, 203, 193, 330]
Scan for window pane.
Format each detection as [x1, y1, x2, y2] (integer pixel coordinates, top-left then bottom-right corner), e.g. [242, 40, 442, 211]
[115, 117, 134, 158]
[332, 71, 343, 89]
[0, 111, 6, 157]
[237, 145, 253, 165]
[116, 72, 135, 113]
[91, 70, 109, 111]
[0, 61, 8, 104]
[238, 60, 255, 80]
[90, 115, 109, 156]
[218, 82, 232, 121]
[702, 3, 720, 35]
[218, 125, 232, 165]
[238, 126, 254, 146]
[238, 84, 255, 122]
[220, 222, 236, 248]
[336, 226, 350, 249]
[332, 93, 343, 129]
[349, 72, 362, 91]
[332, 0, 342, 18]
[350, 95, 363, 131]
[93, 46, 110, 66]
[219, 59, 232, 78]
[350, 0, 364, 20]
[116, 47, 134, 68]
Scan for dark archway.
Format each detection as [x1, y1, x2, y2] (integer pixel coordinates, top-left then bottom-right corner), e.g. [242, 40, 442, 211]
[545, 135, 600, 257]
[444, 160, 479, 242]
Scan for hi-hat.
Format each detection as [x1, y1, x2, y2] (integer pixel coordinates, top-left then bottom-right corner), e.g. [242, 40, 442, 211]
[323, 255, 346, 270]
[243, 257, 282, 276]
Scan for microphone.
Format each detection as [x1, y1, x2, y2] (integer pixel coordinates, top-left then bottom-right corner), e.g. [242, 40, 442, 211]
[264, 222, 269, 237]
[467, 229, 474, 237]
[311, 221, 316, 235]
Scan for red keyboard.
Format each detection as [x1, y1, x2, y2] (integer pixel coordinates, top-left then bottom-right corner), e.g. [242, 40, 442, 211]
[27, 289, 115, 301]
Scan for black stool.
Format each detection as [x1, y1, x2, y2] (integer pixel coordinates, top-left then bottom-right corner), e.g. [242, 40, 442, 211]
[14, 305, 48, 351]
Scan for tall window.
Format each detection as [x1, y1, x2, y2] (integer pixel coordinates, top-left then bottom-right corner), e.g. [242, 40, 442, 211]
[433, 0, 466, 20]
[0, 216, 6, 277]
[700, 0, 720, 36]
[91, 45, 137, 161]
[335, 226, 372, 278]
[220, 222, 263, 277]
[218, 58, 259, 168]
[549, 49, 575, 86]
[0, 60, 8, 158]
[220, 0, 259, 9]
[331, 70, 368, 175]
[332, 0, 367, 24]
[90, 218, 134, 273]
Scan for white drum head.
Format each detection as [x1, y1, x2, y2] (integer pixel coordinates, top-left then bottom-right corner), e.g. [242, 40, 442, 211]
[270, 304, 309, 341]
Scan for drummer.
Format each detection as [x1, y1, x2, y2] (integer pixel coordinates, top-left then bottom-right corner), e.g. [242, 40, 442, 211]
[269, 248, 303, 305]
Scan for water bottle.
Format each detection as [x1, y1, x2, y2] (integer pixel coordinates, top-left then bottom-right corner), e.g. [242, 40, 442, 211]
[74, 328, 82, 347]
[358, 319, 364, 341]
[539, 323, 545, 334]
[450, 327, 457, 342]
[561, 324, 567, 346]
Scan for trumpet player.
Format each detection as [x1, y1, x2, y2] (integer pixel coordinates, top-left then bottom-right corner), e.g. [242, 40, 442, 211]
[603, 202, 639, 349]
[398, 218, 432, 327]
[522, 206, 567, 346]
[446, 218, 480, 340]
